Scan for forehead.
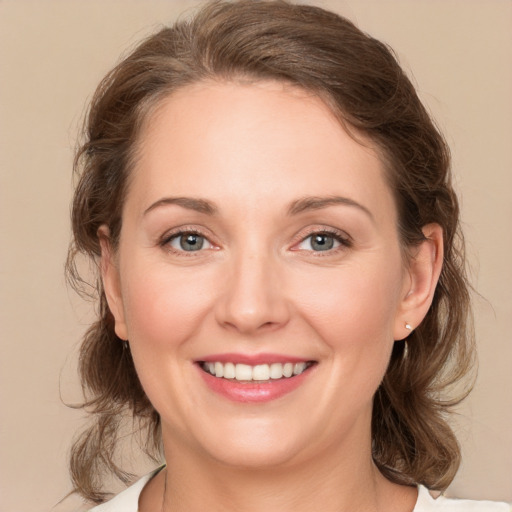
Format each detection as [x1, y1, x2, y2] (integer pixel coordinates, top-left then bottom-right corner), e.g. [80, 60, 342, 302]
[128, 80, 395, 221]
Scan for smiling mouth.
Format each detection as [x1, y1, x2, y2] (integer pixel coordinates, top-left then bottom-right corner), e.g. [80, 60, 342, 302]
[198, 361, 315, 382]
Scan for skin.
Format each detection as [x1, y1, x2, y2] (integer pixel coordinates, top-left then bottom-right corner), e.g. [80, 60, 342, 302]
[100, 80, 443, 512]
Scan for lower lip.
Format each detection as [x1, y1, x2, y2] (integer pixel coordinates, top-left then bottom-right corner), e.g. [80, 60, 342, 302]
[197, 365, 313, 403]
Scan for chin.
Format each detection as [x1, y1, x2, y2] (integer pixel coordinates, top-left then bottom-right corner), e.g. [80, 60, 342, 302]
[192, 418, 311, 470]
[208, 441, 300, 470]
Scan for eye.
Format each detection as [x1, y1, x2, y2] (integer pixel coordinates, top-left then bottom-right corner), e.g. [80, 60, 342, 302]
[295, 230, 351, 253]
[166, 232, 214, 252]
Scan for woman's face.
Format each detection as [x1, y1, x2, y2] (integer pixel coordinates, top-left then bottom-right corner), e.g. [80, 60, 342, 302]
[103, 80, 417, 469]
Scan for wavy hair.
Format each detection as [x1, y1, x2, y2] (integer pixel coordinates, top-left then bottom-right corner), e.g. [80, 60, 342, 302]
[67, 0, 474, 503]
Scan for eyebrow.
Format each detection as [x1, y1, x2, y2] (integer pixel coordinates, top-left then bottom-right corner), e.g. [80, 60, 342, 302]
[287, 195, 374, 221]
[143, 194, 373, 220]
[144, 196, 218, 216]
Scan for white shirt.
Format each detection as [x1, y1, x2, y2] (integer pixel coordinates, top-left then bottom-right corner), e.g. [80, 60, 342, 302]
[87, 470, 511, 512]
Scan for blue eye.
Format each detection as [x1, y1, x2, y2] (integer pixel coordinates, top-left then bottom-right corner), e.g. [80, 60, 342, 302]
[168, 232, 212, 252]
[311, 234, 336, 251]
[297, 231, 349, 252]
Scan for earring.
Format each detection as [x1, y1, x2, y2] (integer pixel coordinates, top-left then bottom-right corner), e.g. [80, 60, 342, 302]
[405, 322, 413, 331]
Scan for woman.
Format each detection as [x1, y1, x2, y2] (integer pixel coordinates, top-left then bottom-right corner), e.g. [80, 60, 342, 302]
[66, 1, 510, 511]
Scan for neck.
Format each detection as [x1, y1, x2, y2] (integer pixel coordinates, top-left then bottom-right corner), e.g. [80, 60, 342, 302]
[145, 433, 416, 512]
[166, 457, 377, 512]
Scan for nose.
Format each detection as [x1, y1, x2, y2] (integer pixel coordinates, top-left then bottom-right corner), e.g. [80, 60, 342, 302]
[215, 249, 290, 334]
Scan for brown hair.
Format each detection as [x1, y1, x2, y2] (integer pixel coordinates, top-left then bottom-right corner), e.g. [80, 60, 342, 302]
[67, 0, 474, 503]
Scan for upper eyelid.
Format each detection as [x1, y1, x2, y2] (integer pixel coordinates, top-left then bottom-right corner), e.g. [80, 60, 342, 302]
[160, 225, 214, 244]
[293, 226, 352, 244]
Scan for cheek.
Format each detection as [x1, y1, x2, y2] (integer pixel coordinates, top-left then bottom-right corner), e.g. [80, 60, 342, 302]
[120, 261, 218, 349]
[290, 256, 404, 398]
[293, 262, 403, 341]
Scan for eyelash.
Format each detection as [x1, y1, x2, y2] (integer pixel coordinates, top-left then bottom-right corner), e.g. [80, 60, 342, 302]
[292, 227, 352, 256]
[160, 227, 215, 256]
[159, 226, 352, 256]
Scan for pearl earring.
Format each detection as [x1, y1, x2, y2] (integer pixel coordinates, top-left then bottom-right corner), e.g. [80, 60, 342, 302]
[405, 322, 413, 331]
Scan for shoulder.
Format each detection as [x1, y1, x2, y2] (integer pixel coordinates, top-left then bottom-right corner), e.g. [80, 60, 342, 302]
[86, 468, 163, 512]
[415, 486, 512, 512]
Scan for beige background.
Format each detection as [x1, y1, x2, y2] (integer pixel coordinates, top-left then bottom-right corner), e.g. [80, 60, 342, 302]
[0, 1, 511, 510]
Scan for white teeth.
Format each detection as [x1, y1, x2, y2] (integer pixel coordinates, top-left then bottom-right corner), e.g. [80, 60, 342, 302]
[235, 364, 252, 380]
[214, 362, 224, 378]
[283, 363, 293, 377]
[293, 362, 306, 375]
[202, 361, 311, 381]
[252, 364, 270, 381]
[269, 363, 283, 379]
[224, 362, 236, 379]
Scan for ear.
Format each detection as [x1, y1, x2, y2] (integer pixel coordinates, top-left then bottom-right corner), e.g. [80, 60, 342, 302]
[98, 225, 128, 341]
[394, 223, 443, 340]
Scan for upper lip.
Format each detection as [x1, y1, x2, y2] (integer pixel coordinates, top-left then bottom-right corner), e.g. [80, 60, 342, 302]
[196, 353, 314, 365]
